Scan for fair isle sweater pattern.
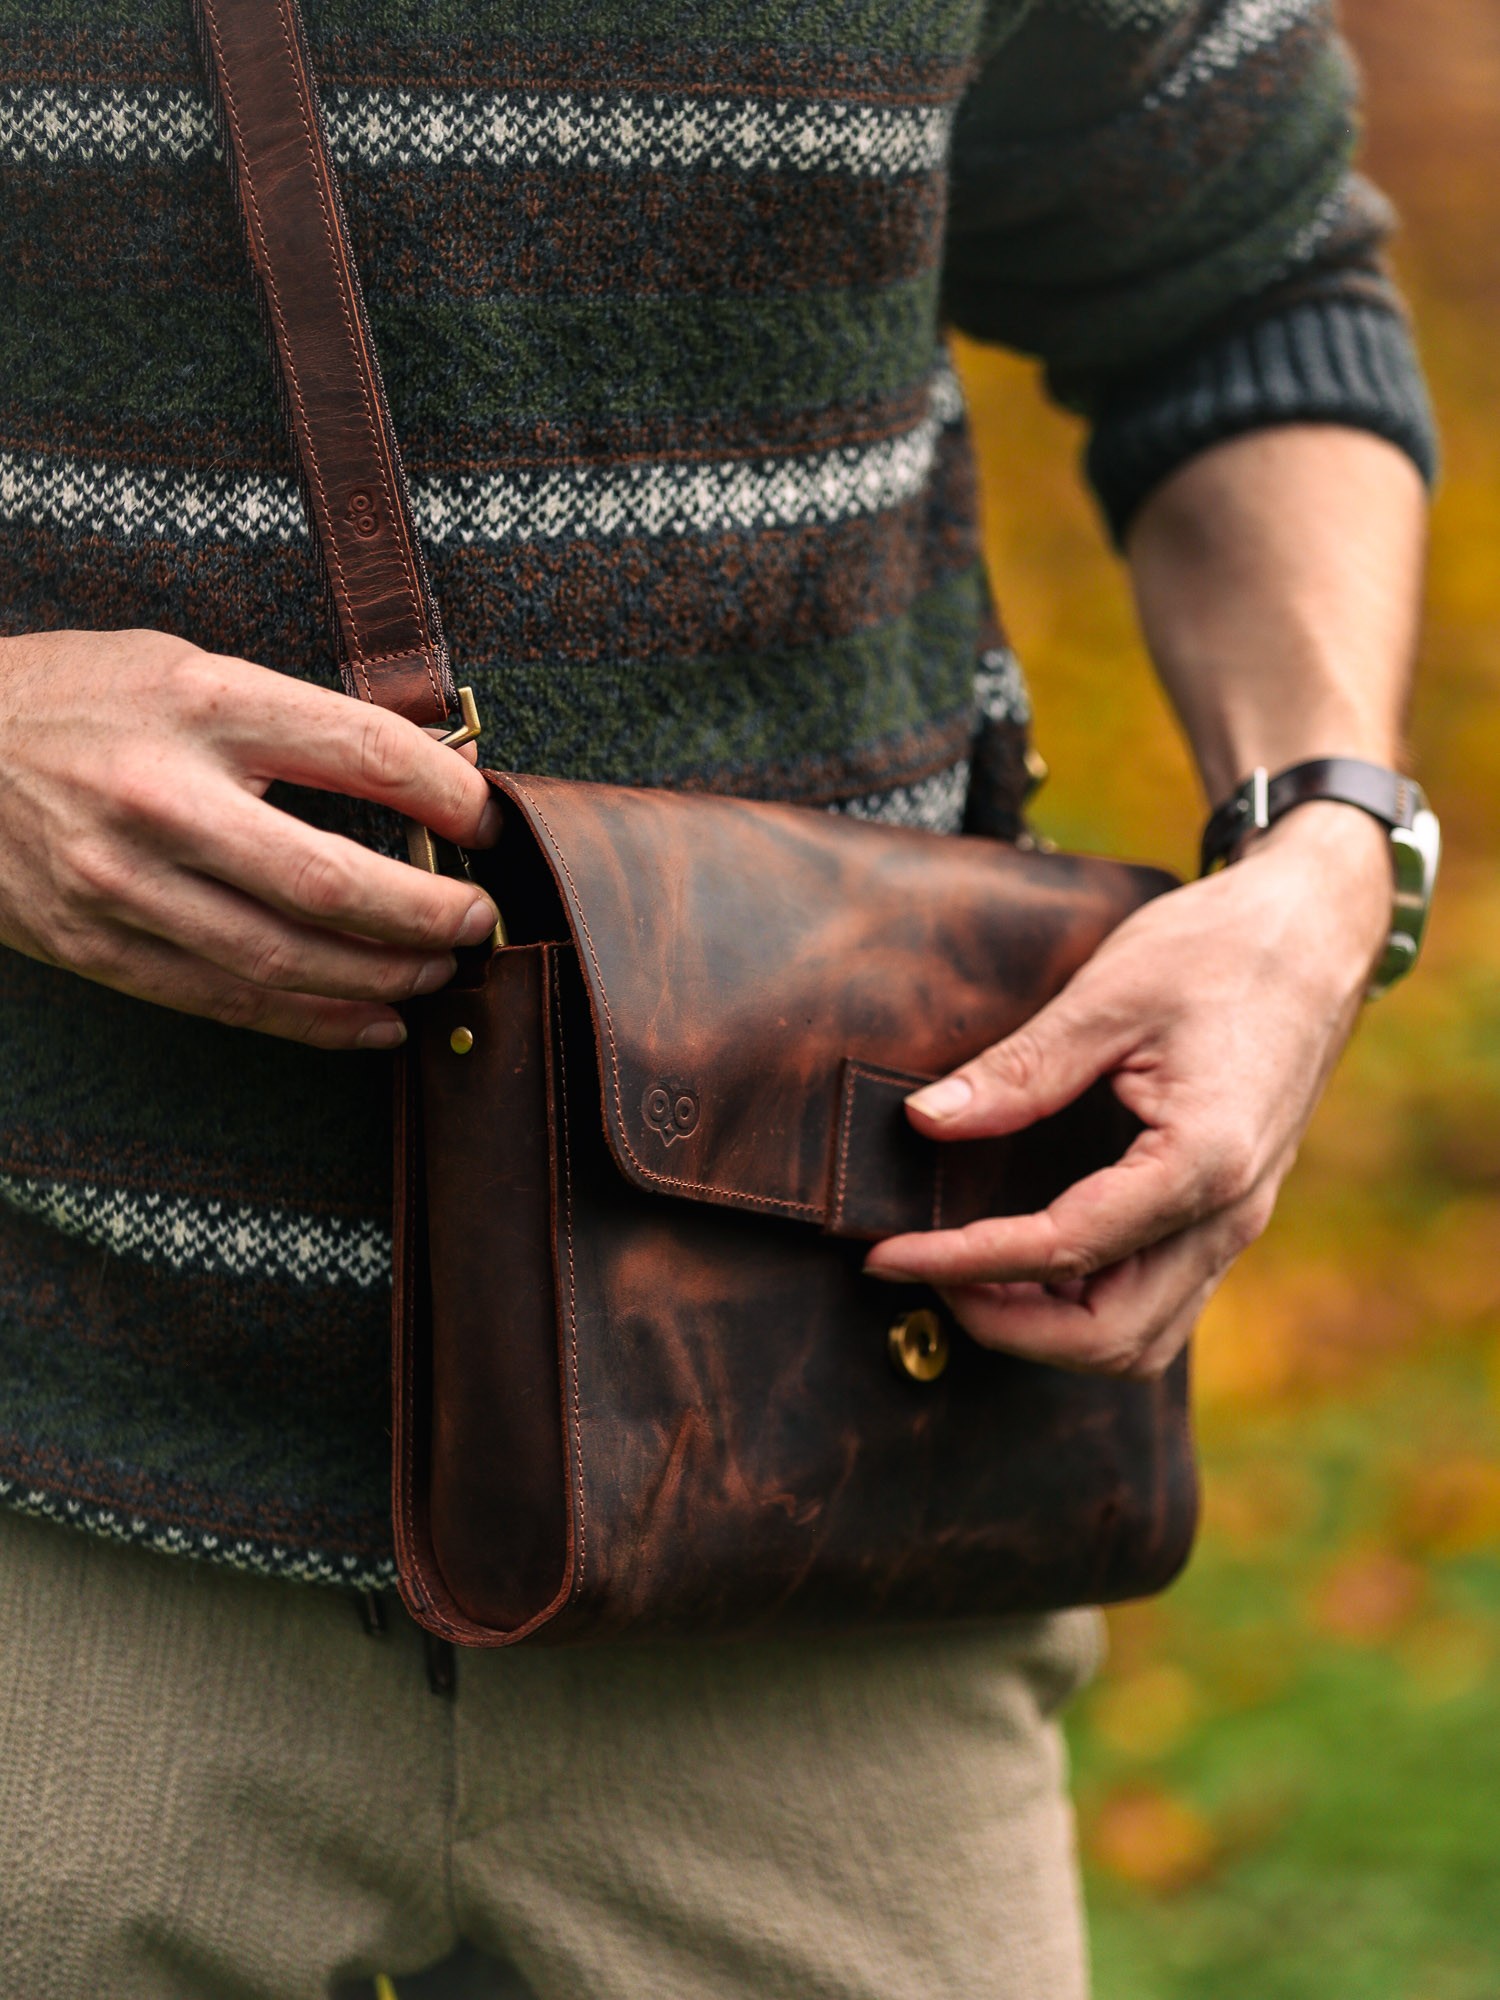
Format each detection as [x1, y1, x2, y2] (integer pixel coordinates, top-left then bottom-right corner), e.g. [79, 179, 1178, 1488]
[0, 0, 1434, 1585]
[1, 366, 968, 554]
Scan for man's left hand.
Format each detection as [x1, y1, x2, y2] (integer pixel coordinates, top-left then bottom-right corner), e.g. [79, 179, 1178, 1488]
[862, 802, 1393, 1379]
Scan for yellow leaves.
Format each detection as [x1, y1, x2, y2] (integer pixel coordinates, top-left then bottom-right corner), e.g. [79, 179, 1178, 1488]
[1307, 1506, 1500, 1700]
[1088, 1785, 1219, 1895]
[1392, 1453, 1500, 1559]
[1395, 1614, 1495, 1705]
[1202, 1460, 1320, 1555]
[1205, 1628, 1300, 1715]
[1308, 1546, 1427, 1646]
[1411, 1200, 1500, 1327]
[1428, 475, 1500, 629]
[1089, 1664, 1204, 1760]
[1191, 1271, 1296, 1408]
[1193, 1253, 1408, 1412]
[951, 335, 1200, 871]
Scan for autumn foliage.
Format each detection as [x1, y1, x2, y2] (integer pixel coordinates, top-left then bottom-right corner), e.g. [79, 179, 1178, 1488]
[956, 2, 1500, 1991]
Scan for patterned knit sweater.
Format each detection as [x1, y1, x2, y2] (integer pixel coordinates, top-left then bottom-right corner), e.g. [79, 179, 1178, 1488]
[0, 0, 1434, 1587]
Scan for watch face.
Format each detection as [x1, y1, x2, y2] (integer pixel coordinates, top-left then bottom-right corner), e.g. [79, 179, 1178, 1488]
[1376, 805, 1441, 993]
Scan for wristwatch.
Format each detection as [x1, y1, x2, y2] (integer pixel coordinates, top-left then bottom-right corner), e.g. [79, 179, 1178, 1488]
[1199, 756, 1441, 997]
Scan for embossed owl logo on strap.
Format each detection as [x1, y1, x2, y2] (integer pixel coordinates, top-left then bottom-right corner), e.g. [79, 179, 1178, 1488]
[346, 489, 381, 538]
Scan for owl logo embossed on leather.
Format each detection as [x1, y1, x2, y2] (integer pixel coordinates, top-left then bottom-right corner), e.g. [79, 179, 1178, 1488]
[643, 1083, 699, 1148]
[346, 489, 380, 538]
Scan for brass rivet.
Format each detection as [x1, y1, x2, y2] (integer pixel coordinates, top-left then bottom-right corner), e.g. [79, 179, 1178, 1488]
[449, 1026, 475, 1055]
[888, 1307, 949, 1383]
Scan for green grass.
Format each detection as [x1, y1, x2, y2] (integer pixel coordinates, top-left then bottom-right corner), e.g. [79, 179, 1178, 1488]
[1073, 1358, 1500, 1999]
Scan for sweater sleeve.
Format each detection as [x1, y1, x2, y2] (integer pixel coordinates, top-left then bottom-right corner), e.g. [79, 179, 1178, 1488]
[941, 0, 1438, 542]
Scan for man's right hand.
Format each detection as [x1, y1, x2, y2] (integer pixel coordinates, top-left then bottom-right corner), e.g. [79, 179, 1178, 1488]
[0, 628, 503, 1050]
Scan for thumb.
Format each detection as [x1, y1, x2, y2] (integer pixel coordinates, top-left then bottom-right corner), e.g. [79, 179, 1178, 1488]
[905, 995, 1122, 1140]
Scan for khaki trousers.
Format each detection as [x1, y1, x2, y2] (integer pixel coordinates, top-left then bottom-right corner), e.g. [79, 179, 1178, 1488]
[0, 1508, 1098, 2000]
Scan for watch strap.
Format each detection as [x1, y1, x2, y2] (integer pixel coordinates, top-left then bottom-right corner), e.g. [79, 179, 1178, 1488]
[1199, 757, 1424, 877]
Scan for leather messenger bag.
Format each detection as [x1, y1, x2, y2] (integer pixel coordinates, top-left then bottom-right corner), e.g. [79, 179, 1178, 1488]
[195, 0, 1198, 1645]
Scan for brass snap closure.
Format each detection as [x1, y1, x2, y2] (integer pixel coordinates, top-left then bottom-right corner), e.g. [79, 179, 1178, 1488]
[888, 1307, 949, 1383]
[449, 1026, 475, 1055]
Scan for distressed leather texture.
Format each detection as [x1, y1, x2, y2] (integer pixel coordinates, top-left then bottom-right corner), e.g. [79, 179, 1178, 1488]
[395, 782, 1198, 1645]
[487, 775, 1165, 1237]
[206, 0, 1199, 1647]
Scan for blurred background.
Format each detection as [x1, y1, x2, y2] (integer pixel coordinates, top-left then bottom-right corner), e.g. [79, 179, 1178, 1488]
[955, 1, 1500, 1993]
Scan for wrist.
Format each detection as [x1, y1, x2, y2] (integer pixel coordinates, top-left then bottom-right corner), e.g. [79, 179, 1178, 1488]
[1244, 801, 1395, 982]
[1252, 796, 1393, 877]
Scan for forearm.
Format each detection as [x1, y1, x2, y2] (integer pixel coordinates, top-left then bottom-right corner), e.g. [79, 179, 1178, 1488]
[868, 422, 1431, 1371]
[1124, 424, 1427, 805]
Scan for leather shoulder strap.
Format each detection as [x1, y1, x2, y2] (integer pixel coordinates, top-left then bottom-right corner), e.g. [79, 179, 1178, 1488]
[192, 0, 456, 728]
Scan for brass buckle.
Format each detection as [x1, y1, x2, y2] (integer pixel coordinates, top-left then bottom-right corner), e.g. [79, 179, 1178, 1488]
[438, 684, 482, 751]
[404, 687, 509, 948]
[405, 686, 481, 871]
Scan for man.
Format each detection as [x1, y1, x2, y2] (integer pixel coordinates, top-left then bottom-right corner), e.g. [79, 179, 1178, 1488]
[0, 0, 1435, 1995]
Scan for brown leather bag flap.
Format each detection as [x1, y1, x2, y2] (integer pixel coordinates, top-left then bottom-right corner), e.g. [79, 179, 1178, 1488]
[484, 771, 1175, 1239]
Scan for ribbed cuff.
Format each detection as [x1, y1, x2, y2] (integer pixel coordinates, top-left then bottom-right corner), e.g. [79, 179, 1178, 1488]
[1085, 297, 1439, 547]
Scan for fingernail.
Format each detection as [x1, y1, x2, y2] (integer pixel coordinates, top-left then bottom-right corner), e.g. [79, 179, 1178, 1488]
[864, 1262, 920, 1284]
[411, 956, 456, 996]
[907, 1075, 973, 1120]
[356, 1020, 407, 1051]
[455, 898, 498, 948]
